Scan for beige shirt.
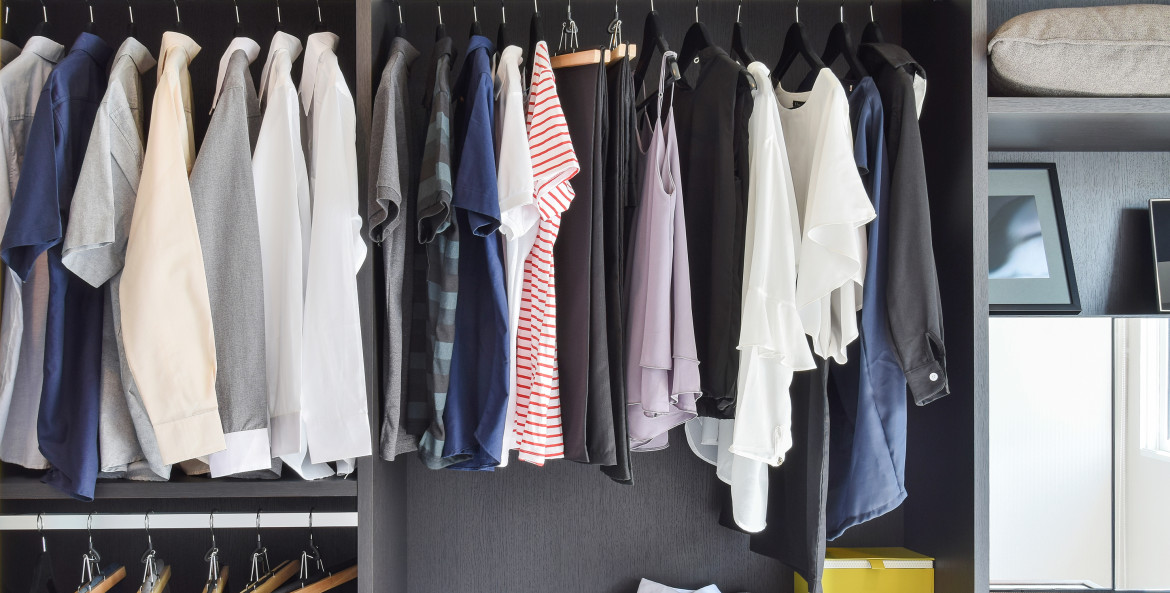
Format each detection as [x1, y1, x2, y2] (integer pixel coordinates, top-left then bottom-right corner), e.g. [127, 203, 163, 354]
[119, 32, 224, 465]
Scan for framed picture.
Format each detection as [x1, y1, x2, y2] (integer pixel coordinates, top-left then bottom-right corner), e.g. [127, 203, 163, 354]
[988, 163, 1080, 314]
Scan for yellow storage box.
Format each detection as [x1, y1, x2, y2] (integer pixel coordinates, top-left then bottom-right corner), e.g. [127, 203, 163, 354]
[795, 547, 934, 593]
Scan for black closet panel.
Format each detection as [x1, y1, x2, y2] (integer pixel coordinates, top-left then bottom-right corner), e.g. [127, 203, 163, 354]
[0, 0, 358, 147]
[0, 498, 358, 593]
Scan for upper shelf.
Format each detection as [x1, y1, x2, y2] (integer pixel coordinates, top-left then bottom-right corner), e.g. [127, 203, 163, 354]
[0, 474, 357, 500]
[988, 97, 1170, 152]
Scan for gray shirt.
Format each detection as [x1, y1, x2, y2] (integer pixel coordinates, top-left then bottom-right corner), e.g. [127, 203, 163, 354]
[63, 37, 169, 480]
[0, 36, 63, 470]
[370, 37, 421, 460]
[190, 40, 271, 478]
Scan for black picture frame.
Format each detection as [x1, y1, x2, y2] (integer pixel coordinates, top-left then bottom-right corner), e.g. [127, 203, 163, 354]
[988, 163, 1081, 315]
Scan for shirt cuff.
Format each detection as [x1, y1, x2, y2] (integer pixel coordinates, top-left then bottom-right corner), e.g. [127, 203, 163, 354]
[305, 410, 373, 464]
[905, 359, 949, 406]
[154, 410, 227, 465]
[208, 428, 273, 478]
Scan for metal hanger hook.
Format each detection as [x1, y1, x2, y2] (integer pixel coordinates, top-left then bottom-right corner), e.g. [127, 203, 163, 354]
[436, 0, 442, 25]
[87, 512, 95, 550]
[500, 0, 505, 24]
[233, 0, 241, 24]
[127, 0, 134, 24]
[144, 510, 152, 546]
[839, 0, 844, 23]
[694, 0, 699, 22]
[397, 0, 404, 24]
[794, 0, 800, 23]
[472, 0, 478, 22]
[208, 510, 217, 550]
[533, 0, 538, 14]
[869, 0, 875, 22]
[172, 0, 180, 23]
[275, 0, 282, 26]
[736, 0, 742, 22]
[39, 0, 48, 23]
[315, 0, 322, 24]
[86, 0, 94, 24]
[37, 513, 46, 552]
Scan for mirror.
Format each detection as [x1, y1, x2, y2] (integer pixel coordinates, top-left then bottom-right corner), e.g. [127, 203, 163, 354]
[990, 317, 1170, 591]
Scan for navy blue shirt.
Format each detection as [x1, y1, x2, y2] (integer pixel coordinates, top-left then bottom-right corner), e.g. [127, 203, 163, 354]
[441, 35, 509, 470]
[826, 77, 907, 539]
[1, 33, 112, 500]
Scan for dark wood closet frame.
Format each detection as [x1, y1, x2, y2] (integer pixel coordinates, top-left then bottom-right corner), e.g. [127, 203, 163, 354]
[0, 0, 990, 591]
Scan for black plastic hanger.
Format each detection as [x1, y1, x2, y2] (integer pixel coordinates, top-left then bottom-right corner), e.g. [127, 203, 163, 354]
[31, 0, 53, 39]
[730, 0, 756, 65]
[771, 0, 824, 85]
[861, 0, 885, 43]
[469, 0, 481, 38]
[633, 0, 679, 91]
[126, 0, 137, 38]
[435, 0, 446, 41]
[675, 0, 713, 73]
[526, 0, 543, 73]
[496, 0, 508, 50]
[821, 1, 868, 81]
[314, 0, 327, 32]
[83, 0, 98, 34]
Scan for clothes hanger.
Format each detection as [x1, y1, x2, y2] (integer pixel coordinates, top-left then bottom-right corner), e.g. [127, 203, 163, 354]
[555, 0, 579, 56]
[526, 0, 543, 73]
[469, 0, 482, 38]
[83, 0, 98, 34]
[76, 514, 126, 593]
[126, 0, 137, 38]
[820, 0, 868, 81]
[313, 0, 327, 32]
[170, 0, 184, 33]
[605, 0, 635, 62]
[730, 0, 756, 65]
[239, 510, 297, 593]
[551, 0, 609, 67]
[281, 510, 354, 593]
[632, 0, 679, 91]
[771, 0, 825, 85]
[861, 0, 885, 43]
[135, 512, 166, 593]
[31, 0, 53, 40]
[496, 0, 508, 52]
[201, 513, 228, 593]
[435, 0, 446, 41]
[675, 0, 714, 73]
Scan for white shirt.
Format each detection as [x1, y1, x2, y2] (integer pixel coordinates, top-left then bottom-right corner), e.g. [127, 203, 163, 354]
[637, 580, 722, 593]
[120, 32, 225, 465]
[253, 32, 333, 480]
[776, 68, 875, 363]
[0, 36, 62, 470]
[298, 32, 372, 464]
[492, 45, 535, 466]
[685, 62, 817, 533]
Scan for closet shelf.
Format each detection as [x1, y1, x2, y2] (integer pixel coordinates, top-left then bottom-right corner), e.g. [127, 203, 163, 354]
[0, 474, 357, 500]
[988, 97, 1170, 151]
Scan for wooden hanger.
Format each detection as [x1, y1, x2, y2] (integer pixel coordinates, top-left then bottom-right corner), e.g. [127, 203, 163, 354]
[550, 45, 636, 69]
[202, 567, 229, 593]
[247, 561, 298, 593]
[140, 565, 171, 593]
[290, 565, 355, 593]
[79, 566, 126, 593]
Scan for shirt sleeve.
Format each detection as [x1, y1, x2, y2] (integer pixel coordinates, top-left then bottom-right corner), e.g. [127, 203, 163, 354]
[1, 85, 59, 280]
[118, 70, 225, 465]
[301, 55, 373, 463]
[885, 68, 948, 405]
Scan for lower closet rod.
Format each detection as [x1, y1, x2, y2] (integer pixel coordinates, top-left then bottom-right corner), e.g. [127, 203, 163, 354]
[0, 512, 357, 531]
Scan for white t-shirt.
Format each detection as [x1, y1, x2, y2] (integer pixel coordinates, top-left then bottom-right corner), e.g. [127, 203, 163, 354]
[637, 579, 722, 593]
[493, 45, 536, 466]
[685, 61, 817, 533]
[776, 68, 874, 363]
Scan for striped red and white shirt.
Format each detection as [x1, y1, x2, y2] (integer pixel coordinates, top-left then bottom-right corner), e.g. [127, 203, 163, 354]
[512, 41, 579, 465]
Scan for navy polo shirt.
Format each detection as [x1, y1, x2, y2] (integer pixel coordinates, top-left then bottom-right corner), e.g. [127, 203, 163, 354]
[1, 33, 112, 500]
[826, 77, 908, 538]
[441, 35, 509, 470]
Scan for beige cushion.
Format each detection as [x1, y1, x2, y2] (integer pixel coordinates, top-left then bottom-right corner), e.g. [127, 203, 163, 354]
[988, 4, 1170, 96]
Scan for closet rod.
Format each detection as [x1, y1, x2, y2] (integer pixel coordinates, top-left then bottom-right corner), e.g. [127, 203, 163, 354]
[0, 512, 357, 531]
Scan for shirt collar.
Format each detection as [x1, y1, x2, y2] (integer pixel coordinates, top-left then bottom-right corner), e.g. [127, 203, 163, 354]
[389, 37, 420, 67]
[22, 35, 65, 64]
[466, 34, 493, 58]
[860, 42, 926, 79]
[259, 31, 303, 101]
[212, 37, 260, 112]
[114, 37, 156, 75]
[157, 31, 201, 82]
[299, 31, 339, 114]
[69, 32, 114, 68]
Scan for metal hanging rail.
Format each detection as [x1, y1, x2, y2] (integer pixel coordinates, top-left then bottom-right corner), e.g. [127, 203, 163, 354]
[0, 512, 357, 531]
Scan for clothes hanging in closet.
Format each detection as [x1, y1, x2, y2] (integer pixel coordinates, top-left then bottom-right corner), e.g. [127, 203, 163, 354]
[670, 44, 752, 420]
[510, 39, 577, 466]
[857, 43, 948, 405]
[493, 43, 534, 468]
[371, 36, 423, 461]
[299, 31, 372, 466]
[0, 35, 62, 473]
[625, 52, 700, 453]
[442, 34, 509, 470]
[553, 56, 617, 465]
[1, 32, 113, 500]
[119, 32, 222, 468]
[64, 37, 168, 482]
[0, 40, 20, 67]
[415, 34, 464, 470]
[825, 75, 906, 540]
[191, 38, 271, 478]
[253, 32, 332, 480]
